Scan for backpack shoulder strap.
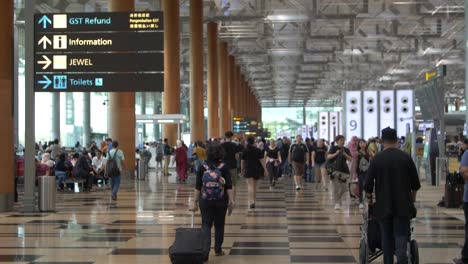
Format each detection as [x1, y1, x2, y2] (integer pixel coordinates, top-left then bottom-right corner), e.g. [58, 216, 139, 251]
[217, 163, 225, 169]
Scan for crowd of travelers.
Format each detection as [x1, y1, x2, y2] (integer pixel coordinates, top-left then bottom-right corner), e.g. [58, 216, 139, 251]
[13, 127, 442, 263]
[16, 137, 125, 201]
[181, 128, 423, 261]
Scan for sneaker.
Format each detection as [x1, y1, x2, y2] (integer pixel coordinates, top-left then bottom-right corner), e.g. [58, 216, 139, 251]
[249, 203, 255, 209]
[111, 194, 117, 201]
[272, 181, 276, 187]
[359, 203, 364, 209]
[295, 185, 301, 191]
[215, 251, 225, 256]
[334, 203, 341, 210]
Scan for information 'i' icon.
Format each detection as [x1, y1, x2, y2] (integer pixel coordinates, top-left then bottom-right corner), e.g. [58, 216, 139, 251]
[53, 35, 67, 50]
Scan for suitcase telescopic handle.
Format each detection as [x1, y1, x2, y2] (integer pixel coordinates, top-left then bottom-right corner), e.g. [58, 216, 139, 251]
[191, 211, 194, 228]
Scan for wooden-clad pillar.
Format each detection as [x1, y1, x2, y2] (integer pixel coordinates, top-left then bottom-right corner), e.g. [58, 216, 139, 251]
[228, 55, 235, 130]
[162, 0, 180, 146]
[219, 42, 229, 136]
[0, 0, 14, 212]
[108, 0, 135, 173]
[189, 0, 204, 142]
[207, 22, 219, 138]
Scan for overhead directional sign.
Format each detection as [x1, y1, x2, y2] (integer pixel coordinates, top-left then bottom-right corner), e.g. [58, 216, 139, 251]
[35, 12, 163, 32]
[35, 32, 164, 52]
[34, 73, 163, 92]
[34, 53, 164, 72]
[34, 11, 164, 92]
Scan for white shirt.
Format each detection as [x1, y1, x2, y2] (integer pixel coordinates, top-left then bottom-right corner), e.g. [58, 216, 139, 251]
[92, 156, 106, 170]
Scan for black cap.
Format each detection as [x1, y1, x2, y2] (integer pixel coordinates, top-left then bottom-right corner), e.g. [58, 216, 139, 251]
[381, 127, 398, 141]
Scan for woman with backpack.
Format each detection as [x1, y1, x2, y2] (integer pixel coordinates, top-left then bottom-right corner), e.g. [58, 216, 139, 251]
[242, 136, 268, 208]
[190, 143, 234, 260]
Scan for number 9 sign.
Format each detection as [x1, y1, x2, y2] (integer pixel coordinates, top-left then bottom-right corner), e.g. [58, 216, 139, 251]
[345, 91, 362, 138]
[349, 120, 357, 131]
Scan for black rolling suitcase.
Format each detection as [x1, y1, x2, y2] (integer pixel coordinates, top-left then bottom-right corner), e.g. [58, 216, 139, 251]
[445, 172, 464, 208]
[169, 212, 210, 264]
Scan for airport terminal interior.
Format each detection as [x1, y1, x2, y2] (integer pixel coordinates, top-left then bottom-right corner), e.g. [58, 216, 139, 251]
[1, 0, 468, 263]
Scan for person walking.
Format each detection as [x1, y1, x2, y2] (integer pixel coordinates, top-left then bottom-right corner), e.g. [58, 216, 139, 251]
[279, 137, 290, 177]
[174, 140, 188, 183]
[221, 131, 241, 198]
[190, 143, 234, 260]
[312, 138, 328, 190]
[155, 140, 164, 174]
[365, 127, 421, 264]
[163, 138, 172, 176]
[107, 141, 126, 201]
[265, 139, 281, 189]
[289, 135, 309, 191]
[327, 135, 352, 210]
[241, 136, 268, 208]
[455, 149, 468, 264]
[355, 139, 370, 209]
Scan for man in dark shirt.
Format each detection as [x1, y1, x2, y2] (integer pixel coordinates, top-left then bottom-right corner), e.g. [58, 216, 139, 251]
[365, 127, 421, 264]
[327, 135, 352, 210]
[221, 131, 240, 198]
[163, 138, 172, 176]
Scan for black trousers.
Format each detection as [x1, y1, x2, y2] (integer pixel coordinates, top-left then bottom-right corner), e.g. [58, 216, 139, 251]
[199, 199, 228, 253]
[462, 203, 468, 263]
[266, 162, 279, 185]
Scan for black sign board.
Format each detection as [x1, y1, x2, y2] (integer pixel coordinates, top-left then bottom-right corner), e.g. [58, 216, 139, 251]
[34, 53, 163, 73]
[35, 12, 163, 32]
[35, 32, 164, 52]
[34, 73, 163, 92]
[34, 11, 164, 92]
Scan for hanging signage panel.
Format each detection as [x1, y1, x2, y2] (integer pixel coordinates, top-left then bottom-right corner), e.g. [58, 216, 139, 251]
[380, 90, 395, 131]
[345, 91, 362, 139]
[363, 90, 378, 140]
[34, 73, 163, 92]
[35, 12, 164, 32]
[396, 90, 414, 138]
[34, 53, 164, 73]
[35, 32, 164, 52]
[329, 112, 339, 141]
[318, 112, 329, 142]
[33, 11, 164, 93]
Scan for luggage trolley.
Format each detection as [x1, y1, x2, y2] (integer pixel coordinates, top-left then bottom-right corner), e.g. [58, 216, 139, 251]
[359, 202, 419, 264]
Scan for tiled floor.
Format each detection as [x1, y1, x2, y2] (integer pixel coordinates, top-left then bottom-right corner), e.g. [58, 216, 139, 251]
[0, 169, 464, 263]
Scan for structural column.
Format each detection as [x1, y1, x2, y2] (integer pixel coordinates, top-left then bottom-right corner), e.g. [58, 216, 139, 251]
[228, 55, 235, 130]
[83, 92, 91, 146]
[236, 66, 241, 117]
[207, 22, 219, 138]
[465, 0, 468, 135]
[109, 0, 135, 173]
[51, 93, 60, 141]
[0, 0, 13, 212]
[162, 0, 180, 145]
[140, 92, 146, 140]
[218, 42, 229, 136]
[153, 92, 160, 140]
[189, 0, 204, 142]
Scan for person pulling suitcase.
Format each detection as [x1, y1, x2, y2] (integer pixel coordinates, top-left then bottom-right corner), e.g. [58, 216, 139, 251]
[190, 143, 235, 261]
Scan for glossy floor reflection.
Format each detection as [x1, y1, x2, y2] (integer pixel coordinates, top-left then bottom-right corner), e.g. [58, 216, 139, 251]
[0, 169, 463, 263]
